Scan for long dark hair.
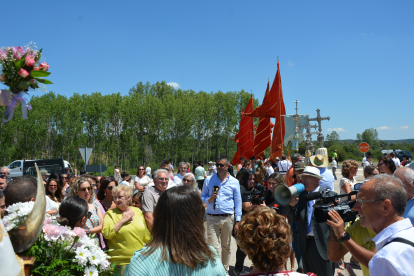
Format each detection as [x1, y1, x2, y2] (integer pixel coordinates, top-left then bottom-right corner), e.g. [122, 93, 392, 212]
[45, 178, 64, 203]
[57, 197, 88, 229]
[143, 186, 215, 268]
[97, 176, 117, 200]
[240, 171, 256, 190]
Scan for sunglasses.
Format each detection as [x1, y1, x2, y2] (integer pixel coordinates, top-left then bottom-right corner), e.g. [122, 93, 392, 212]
[80, 187, 92, 192]
[216, 163, 226, 168]
[182, 179, 192, 182]
[62, 177, 67, 179]
[0, 172, 7, 175]
[87, 212, 92, 219]
[107, 186, 115, 191]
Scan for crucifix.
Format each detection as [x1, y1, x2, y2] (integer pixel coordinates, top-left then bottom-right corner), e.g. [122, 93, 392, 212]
[308, 109, 330, 148]
[299, 117, 318, 159]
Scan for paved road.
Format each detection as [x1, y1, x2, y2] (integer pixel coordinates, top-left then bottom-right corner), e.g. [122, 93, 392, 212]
[225, 168, 365, 276]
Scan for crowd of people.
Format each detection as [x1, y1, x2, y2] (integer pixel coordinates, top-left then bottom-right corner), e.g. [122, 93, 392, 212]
[0, 149, 413, 276]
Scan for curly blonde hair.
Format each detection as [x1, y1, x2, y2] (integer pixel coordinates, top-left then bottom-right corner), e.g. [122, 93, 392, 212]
[69, 177, 94, 204]
[112, 185, 133, 199]
[237, 206, 292, 272]
[341, 159, 359, 178]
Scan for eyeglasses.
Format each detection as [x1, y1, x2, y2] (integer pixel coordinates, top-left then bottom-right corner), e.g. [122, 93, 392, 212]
[180, 167, 187, 170]
[182, 179, 192, 182]
[138, 169, 145, 171]
[107, 186, 115, 191]
[216, 163, 226, 168]
[0, 172, 7, 175]
[268, 181, 277, 186]
[113, 196, 124, 200]
[356, 197, 385, 206]
[80, 187, 92, 192]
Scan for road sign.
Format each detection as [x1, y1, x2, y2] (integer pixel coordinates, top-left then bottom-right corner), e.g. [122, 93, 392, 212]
[85, 165, 107, 173]
[359, 143, 370, 153]
[78, 147, 93, 164]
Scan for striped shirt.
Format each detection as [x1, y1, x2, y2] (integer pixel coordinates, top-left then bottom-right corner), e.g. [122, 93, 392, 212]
[127, 246, 226, 276]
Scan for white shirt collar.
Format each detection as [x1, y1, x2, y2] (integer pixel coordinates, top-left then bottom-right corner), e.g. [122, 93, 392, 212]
[372, 218, 413, 250]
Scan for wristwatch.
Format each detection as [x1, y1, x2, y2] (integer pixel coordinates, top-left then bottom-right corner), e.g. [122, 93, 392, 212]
[338, 232, 350, 242]
[87, 229, 90, 234]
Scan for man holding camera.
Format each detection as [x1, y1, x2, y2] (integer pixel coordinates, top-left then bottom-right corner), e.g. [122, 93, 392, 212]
[296, 166, 336, 276]
[326, 209, 376, 276]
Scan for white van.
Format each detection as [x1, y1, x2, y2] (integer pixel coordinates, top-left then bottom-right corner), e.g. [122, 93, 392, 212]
[7, 159, 73, 178]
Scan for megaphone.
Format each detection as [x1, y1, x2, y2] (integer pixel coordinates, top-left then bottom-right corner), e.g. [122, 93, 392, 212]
[273, 183, 305, 205]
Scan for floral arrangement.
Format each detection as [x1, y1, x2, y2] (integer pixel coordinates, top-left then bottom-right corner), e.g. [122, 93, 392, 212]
[2, 201, 35, 231]
[0, 42, 52, 93]
[0, 42, 53, 122]
[4, 203, 116, 276]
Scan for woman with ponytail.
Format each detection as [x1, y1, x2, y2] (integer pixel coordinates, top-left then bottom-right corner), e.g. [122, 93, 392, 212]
[57, 197, 89, 229]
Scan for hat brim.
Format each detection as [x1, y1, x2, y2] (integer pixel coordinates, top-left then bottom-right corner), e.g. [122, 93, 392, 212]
[299, 172, 323, 180]
[309, 156, 328, 168]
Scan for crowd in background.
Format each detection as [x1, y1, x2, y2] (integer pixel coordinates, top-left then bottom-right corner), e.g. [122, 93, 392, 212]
[0, 149, 413, 276]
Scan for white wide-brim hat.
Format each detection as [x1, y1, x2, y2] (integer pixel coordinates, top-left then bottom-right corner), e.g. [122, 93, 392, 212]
[299, 166, 323, 180]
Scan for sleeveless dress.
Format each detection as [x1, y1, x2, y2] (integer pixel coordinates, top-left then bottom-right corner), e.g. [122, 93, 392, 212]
[85, 200, 101, 245]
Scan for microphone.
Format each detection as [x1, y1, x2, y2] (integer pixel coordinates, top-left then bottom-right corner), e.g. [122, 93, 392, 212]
[305, 192, 322, 201]
[213, 186, 219, 209]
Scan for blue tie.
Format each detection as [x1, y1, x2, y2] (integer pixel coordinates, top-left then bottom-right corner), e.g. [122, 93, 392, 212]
[307, 199, 314, 234]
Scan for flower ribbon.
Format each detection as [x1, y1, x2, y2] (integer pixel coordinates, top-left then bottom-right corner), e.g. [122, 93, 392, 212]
[2, 91, 32, 123]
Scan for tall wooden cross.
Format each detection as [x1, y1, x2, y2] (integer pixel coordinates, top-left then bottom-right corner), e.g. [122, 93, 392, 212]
[308, 109, 330, 148]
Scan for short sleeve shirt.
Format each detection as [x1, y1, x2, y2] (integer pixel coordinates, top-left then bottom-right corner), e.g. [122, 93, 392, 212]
[195, 166, 206, 180]
[141, 186, 162, 213]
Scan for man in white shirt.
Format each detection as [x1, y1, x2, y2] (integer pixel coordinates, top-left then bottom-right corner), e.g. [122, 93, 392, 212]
[354, 174, 414, 276]
[390, 152, 401, 169]
[145, 164, 152, 179]
[278, 155, 292, 184]
[363, 155, 372, 168]
[173, 162, 188, 184]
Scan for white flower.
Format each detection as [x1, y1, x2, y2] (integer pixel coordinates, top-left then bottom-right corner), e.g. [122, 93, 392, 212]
[87, 247, 104, 266]
[3, 202, 34, 231]
[74, 246, 91, 266]
[78, 236, 96, 248]
[84, 266, 98, 276]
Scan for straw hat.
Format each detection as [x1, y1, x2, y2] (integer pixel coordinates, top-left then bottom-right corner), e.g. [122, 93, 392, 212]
[309, 154, 328, 168]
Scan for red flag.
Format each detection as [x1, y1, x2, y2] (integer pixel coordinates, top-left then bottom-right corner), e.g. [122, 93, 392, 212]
[232, 95, 255, 165]
[253, 81, 273, 158]
[269, 62, 286, 160]
[244, 62, 283, 118]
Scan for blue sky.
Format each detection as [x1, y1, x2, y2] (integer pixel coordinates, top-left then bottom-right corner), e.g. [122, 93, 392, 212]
[2, 1, 413, 141]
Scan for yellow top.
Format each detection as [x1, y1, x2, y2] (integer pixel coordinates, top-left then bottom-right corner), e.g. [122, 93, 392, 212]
[345, 218, 376, 276]
[102, 206, 151, 265]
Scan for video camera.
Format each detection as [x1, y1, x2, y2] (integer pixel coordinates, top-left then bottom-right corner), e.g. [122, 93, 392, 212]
[249, 183, 268, 205]
[306, 190, 359, 223]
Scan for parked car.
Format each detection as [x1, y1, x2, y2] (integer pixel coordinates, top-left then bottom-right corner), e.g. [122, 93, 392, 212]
[7, 158, 73, 178]
[396, 151, 412, 162]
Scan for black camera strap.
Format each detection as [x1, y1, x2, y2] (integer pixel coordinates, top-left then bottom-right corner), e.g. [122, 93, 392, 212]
[383, 238, 414, 248]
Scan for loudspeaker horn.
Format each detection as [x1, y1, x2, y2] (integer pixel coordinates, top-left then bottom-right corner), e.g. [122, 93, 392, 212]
[273, 183, 305, 205]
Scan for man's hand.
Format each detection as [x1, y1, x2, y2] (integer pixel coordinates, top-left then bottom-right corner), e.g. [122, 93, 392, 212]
[208, 192, 218, 203]
[290, 196, 299, 207]
[326, 210, 345, 237]
[233, 222, 239, 235]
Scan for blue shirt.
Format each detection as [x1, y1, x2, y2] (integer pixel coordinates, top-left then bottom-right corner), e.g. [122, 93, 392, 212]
[201, 173, 242, 221]
[403, 197, 414, 226]
[128, 245, 226, 276]
[318, 167, 334, 191]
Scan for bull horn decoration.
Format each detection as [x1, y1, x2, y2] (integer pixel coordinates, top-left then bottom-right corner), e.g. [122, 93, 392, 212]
[9, 163, 46, 252]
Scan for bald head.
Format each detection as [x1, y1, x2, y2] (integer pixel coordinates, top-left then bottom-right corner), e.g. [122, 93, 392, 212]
[394, 167, 414, 200]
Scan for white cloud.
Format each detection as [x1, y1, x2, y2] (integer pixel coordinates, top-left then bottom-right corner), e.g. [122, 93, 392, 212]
[167, 82, 180, 89]
[399, 126, 409, 130]
[287, 61, 294, 67]
[377, 126, 393, 130]
[327, 128, 345, 132]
